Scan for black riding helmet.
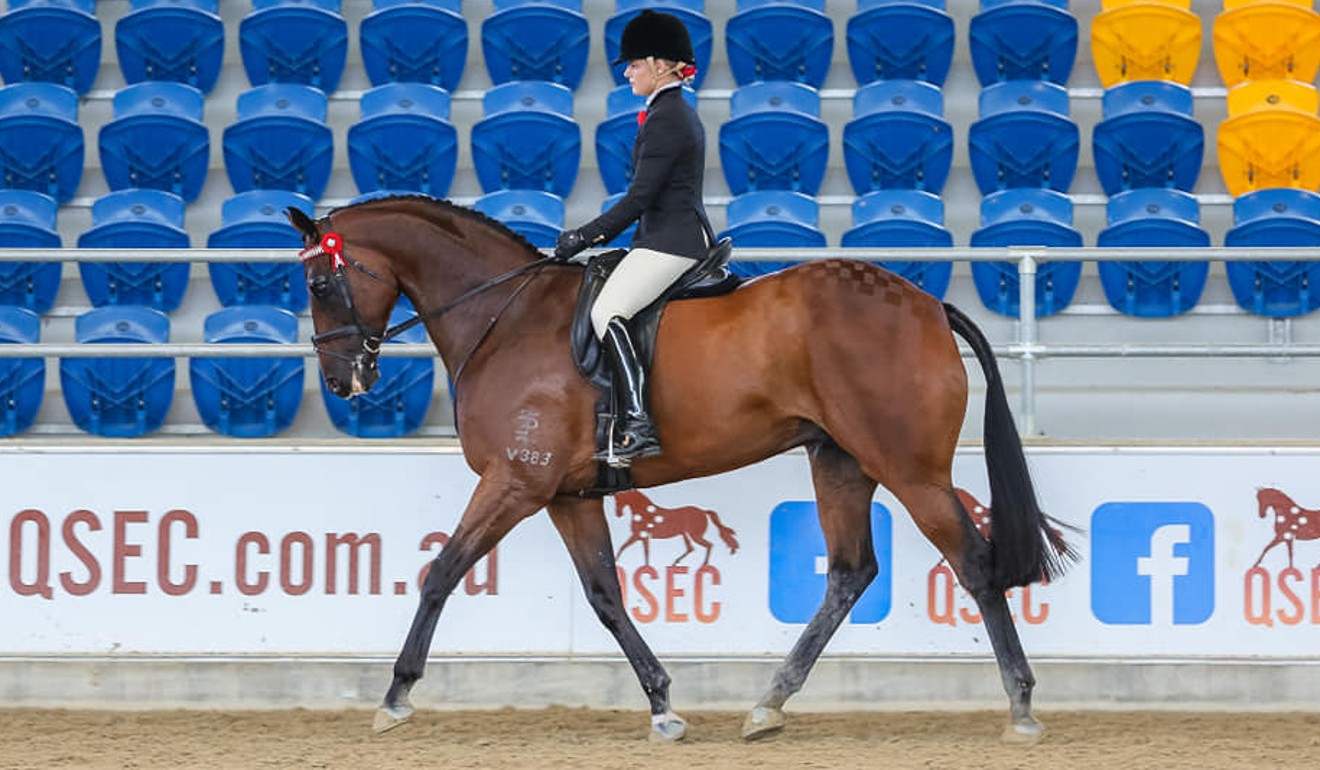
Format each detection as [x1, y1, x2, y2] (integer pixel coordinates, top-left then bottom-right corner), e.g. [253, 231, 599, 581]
[613, 9, 695, 66]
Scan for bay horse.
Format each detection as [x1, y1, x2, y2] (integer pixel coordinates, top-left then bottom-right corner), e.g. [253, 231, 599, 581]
[613, 488, 740, 567]
[288, 195, 1074, 744]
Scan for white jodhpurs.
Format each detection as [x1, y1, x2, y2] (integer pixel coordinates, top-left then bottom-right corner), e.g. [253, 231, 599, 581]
[590, 248, 696, 339]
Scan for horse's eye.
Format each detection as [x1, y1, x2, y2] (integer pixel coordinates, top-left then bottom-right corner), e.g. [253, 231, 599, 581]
[308, 275, 330, 298]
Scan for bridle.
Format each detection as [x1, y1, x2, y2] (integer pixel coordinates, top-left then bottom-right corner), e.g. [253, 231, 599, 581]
[297, 228, 558, 386]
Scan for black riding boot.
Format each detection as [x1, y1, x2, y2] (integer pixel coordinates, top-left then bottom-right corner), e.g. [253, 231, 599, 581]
[598, 317, 661, 463]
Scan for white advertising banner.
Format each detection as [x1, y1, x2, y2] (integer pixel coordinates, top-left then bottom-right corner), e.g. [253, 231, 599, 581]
[3, 447, 1319, 657]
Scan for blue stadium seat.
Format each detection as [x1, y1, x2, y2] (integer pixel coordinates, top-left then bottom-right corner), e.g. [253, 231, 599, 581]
[967, 80, 1079, 195]
[470, 81, 581, 196]
[238, 0, 348, 91]
[0, 306, 43, 436]
[0, 190, 61, 313]
[842, 79, 953, 195]
[0, 0, 100, 95]
[969, 188, 1083, 318]
[0, 82, 83, 204]
[719, 190, 825, 278]
[99, 81, 210, 203]
[360, 0, 467, 90]
[76, 189, 192, 312]
[840, 189, 953, 299]
[600, 192, 637, 248]
[1092, 79, 1203, 196]
[968, 0, 1077, 86]
[223, 84, 335, 200]
[719, 81, 830, 195]
[321, 305, 436, 438]
[605, 0, 713, 89]
[60, 305, 175, 437]
[483, 0, 590, 89]
[595, 84, 698, 195]
[348, 83, 458, 197]
[725, 0, 834, 88]
[115, 0, 225, 93]
[190, 305, 305, 437]
[1096, 187, 1211, 318]
[846, 0, 954, 86]
[472, 189, 564, 248]
[1224, 188, 1320, 318]
[206, 189, 315, 312]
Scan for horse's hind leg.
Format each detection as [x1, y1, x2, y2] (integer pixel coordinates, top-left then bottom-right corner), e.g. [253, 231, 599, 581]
[548, 495, 686, 743]
[743, 440, 878, 740]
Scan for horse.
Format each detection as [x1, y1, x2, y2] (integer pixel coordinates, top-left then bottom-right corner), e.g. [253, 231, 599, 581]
[612, 488, 740, 567]
[287, 194, 1075, 744]
[1254, 487, 1320, 569]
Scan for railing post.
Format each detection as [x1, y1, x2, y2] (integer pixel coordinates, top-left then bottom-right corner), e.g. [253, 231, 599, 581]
[1016, 249, 1039, 436]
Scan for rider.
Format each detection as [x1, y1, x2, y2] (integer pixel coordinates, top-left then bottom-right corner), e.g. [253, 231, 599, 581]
[554, 9, 712, 463]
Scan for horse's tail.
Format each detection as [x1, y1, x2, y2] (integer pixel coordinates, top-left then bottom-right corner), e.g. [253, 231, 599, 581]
[704, 509, 740, 555]
[942, 303, 1078, 590]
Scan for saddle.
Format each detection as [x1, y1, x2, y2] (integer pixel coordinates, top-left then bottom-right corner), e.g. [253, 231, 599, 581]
[570, 238, 739, 495]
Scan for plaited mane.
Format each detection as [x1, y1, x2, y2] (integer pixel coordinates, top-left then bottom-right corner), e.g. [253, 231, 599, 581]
[328, 194, 543, 258]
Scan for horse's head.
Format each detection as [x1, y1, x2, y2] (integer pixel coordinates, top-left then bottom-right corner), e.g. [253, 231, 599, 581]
[288, 206, 400, 398]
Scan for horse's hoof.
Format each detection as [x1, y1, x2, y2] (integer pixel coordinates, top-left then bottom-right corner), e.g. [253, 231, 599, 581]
[373, 702, 415, 734]
[741, 706, 787, 741]
[1001, 718, 1045, 745]
[649, 712, 688, 743]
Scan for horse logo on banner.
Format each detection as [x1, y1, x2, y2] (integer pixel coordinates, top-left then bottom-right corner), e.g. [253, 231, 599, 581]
[1253, 487, 1320, 569]
[612, 488, 740, 567]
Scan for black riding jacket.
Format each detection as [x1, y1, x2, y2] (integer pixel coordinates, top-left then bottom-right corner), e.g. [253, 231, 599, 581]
[577, 85, 712, 259]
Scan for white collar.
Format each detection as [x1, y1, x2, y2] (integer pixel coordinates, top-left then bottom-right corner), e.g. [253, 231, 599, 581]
[646, 81, 683, 108]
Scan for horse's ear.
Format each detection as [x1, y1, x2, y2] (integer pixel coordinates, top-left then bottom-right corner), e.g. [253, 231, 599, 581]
[286, 207, 318, 243]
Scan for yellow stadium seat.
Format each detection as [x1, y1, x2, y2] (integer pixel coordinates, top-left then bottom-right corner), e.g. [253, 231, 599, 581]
[1091, 3, 1202, 87]
[1213, 1, 1320, 87]
[1103, 0, 1190, 9]
[1222, 0, 1311, 10]
[1218, 81, 1320, 196]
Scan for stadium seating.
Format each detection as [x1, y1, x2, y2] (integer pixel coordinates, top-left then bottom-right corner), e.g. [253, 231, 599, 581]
[472, 189, 565, 248]
[59, 305, 176, 438]
[347, 82, 458, 198]
[846, 0, 955, 86]
[98, 81, 210, 203]
[719, 190, 825, 278]
[0, 0, 100, 95]
[320, 304, 435, 438]
[76, 189, 192, 313]
[719, 81, 830, 195]
[595, 84, 698, 195]
[842, 79, 953, 194]
[359, 0, 468, 90]
[1217, 79, 1320, 197]
[190, 305, 305, 437]
[115, 0, 225, 93]
[0, 82, 83, 204]
[1091, 79, 1204, 195]
[605, 0, 713, 89]
[238, 0, 348, 92]
[967, 0, 1077, 86]
[840, 189, 953, 299]
[1090, 0, 1201, 87]
[725, 0, 834, 88]
[967, 80, 1079, 195]
[470, 80, 581, 196]
[599, 191, 637, 248]
[0, 190, 61, 313]
[482, 0, 590, 89]
[969, 188, 1083, 318]
[1096, 187, 1211, 317]
[223, 83, 335, 200]
[206, 189, 315, 312]
[1213, 0, 1320, 88]
[1224, 187, 1320, 318]
[0, 305, 43, 436]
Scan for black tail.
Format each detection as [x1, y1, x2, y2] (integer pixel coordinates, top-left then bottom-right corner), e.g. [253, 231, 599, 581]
[943, 303, 1078, 589]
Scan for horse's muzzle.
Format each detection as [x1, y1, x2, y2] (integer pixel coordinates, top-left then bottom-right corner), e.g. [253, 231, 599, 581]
[325, 355, 380, 398]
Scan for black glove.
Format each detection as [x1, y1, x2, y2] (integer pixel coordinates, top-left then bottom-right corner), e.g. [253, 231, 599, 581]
[554, 228, 588, 261]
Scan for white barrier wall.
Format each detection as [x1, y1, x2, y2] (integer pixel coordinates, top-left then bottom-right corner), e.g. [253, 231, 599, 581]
[3, 446, 1318, 658]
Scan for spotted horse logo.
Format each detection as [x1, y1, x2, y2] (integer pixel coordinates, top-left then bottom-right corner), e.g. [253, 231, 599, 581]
[1252, 487, 1320, 569]
[1244, 487, 1320, 628]
[612, 488, 740, 567]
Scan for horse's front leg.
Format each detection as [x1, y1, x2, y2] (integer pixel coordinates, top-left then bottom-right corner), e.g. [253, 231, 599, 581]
[548, 495, 686, 743]
[375, 475, 543, 733]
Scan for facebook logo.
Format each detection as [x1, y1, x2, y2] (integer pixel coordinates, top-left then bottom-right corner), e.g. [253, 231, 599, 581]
[768, 501, 891, 624]
[1091, 502, 1215, 625]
